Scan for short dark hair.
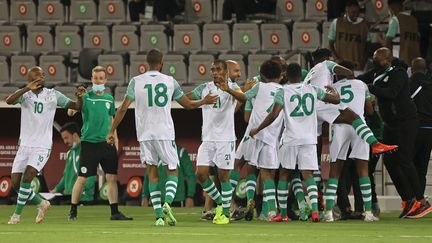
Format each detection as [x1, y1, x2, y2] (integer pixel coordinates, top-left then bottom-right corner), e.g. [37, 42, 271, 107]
[60, 122, 80, 136]
[146, 49, 163, 66]
[213, 59, 227, 71]
[346, 0, 360, 8]
[286, 63, 302, 81]
[339, 60, 355, 71]
[312, 48, 332, 62]
[260, 60, 282, 80]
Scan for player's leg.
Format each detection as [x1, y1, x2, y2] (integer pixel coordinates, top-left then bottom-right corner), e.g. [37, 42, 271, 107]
[230, 158, 245, 191]
[277, 168, 291, 221]
[147, 165, 165, 226]
[244, 163, 257, 221]
[299, 145, 320, 222]
[355, 159, 378, 222]
[324, 159, 344, 222]
[291, 171, 309, 221]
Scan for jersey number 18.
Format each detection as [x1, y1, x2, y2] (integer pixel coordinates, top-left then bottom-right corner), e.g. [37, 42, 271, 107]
[144, 83, 169, 107]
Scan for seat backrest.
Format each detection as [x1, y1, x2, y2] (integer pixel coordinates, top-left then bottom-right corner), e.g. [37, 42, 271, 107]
[161, 55, 187, 85]
[112, 25, 138, 53]
[184, 0, 213, 23]
[140, 25, 169, 53]
[69, 0, 97, 24]
[11, 55, 37, 86]
[276, 0, 304, 21]
[0, 25, 22, 55]
[97, 54, 126, 85]
[129, 54, 148, 80]
[0, 0, 10, 24]
[305, 0, 327, 21]
[98, 0, 126, 23]
[219, 54, 247, 83]
[10, 0, 37, 24]
[39, 55, 67, 85]
[188, 54, 214, 84]
[55, 25, 82, 57]
[37, 0, 65, 24]
[321, 21, 331, 48]
[54, 86, 79, 100]
[365, 0, 389, 22]
[173, 24, 202, 54]
[292, 21, 320, 51]
[202, 23, 231, 53]
[260, 23, 291, 53]
[27, 25, 54, 54]
[83, 25, 111, 51]
[114, 86, 127, 102]
[0, 87, 20, 100]
[78, 48, 103, 80]
[247, 54, 272, 78]
[215, 0, 224, 21]
[232, 23, 260, 53]
[0, 56, 9, 85]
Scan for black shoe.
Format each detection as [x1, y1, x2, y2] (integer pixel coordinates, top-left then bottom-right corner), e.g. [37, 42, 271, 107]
[201, 211, 215, 221]
[230, 208, 245, 221]
[399, 199, 416, 219]
[110, 212, 133, 220]
[68, 213, 77, 221]
[287, 209, 299, 221]
[347, 211, 363, 220]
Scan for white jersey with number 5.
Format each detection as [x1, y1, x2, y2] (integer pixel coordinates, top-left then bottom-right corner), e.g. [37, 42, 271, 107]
[333, 78, 370, 119]
[245, 82, 283, 147]
[14, 88, 71, 148]
[274, 83, 326, 146]
[303, 60, 337, 89]
[192, 81, 240, 142]
[126, 70, 185, 141]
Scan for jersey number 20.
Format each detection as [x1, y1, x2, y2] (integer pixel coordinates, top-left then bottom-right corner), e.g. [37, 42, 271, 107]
[289, 93, 314, 117]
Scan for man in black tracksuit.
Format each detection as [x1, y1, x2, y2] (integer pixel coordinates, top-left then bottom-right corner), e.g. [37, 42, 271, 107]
[367, 47, 431, 219]
[410, 57, 432, 199]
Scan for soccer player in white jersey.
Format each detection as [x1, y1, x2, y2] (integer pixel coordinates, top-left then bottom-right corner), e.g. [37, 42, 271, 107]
[107, 49, 217, 226]
[5, 66, 85, 224]
[188, 60, 246, 225]
[250, 63, 341, 222]
[235, 60, 284, 222]
[324, 61, 379, 222]
[304, 48, 398, 154]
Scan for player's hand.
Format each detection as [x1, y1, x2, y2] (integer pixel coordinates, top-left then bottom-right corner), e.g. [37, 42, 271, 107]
[214, 77, 229, 91]
[324, 85, 337, 94]
[26, 79, 43, 91]
[243, 79, 257, 92]
[106, 132, 116, 145]
[249, 128, 259, 138]
[75, 86, 87, 97]
[203, 93, 218, 105]
[185, 198, 194, 207]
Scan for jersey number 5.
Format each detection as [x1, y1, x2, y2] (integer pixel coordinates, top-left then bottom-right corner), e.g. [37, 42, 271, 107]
[340, 85, 354, 103]
[144, 83, 169, 107]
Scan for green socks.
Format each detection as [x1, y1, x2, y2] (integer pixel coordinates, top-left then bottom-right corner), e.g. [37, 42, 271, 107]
[359, 177, 372, 211]
[352, 118, 378, 145]
[277, 180, 289, 217]
[165, 175, 178, 204]
[324, 178, 339, 211]
[149, 182, 164, 218]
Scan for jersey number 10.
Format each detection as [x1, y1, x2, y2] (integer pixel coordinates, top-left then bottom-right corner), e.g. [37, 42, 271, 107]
[33, 101, 44, 114]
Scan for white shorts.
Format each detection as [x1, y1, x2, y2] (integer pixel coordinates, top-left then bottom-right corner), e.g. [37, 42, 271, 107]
[329, 124, 370, 162]
[139, 140, 179, 170]
[12, 146, 51, 173]
[316, 101, 346, 136]
[235, 136, 254, 161]
[278, 144, 318, 170]
[197, 141, 236, 170]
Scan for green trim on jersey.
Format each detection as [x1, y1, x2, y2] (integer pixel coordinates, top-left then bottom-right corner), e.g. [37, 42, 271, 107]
[325, 60, 337, 73]
[191, 83, 206, 100]
[126, 78, 136, 101]
[252, 75, 261, 82]
[274, 88, 285, 106]
[245, 83, 260, 100]
[386, 16, 399, 39]
[245, 99, 253, 112]
[81, 91, 115, 143]
[172, 79, 185, 101]
[312, 86, 326, 100]
[54, 90, 71, 108]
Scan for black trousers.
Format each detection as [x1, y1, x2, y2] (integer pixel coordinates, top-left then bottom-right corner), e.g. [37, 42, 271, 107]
[368, 151, 380, 204]
[383, 119, 423, 201]
[413, 127, 432, 195]
[337, 159, 363, 213]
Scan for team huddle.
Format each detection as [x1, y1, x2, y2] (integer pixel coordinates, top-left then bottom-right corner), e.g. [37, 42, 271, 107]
[6, 48, 400, 226]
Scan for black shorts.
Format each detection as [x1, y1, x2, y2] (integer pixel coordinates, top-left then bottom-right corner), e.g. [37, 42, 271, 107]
[79, 141, 118, 177]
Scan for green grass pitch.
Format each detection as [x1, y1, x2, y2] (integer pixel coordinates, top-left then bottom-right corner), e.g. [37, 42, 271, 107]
[0, 206, 431, 242]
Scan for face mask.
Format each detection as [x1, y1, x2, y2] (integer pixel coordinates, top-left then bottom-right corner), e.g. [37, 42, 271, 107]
[92, 84, 105, 92]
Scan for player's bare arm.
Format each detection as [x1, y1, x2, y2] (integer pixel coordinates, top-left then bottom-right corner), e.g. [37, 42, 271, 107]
[249, 103, 283, 138]
[215, 77, 247, 103]
[67, 86, 86, 111]
[5, 79, 41, 105]
[177, 93, 218, 110]
[323, 85, 341, 104]
[333, 65, 353, 77]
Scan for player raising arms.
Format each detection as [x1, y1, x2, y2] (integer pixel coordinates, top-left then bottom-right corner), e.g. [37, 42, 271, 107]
[250, 63, 340, 222]
[6, 66, 85, 224]
[107, 49, 217, 226]
[188, 60, 246, 225]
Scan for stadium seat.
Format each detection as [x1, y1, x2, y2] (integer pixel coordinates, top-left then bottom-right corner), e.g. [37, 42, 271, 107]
[202, 23, 231, 53]
[69, 0, 97, 24]
[0, 87, 19, 100]
[98, 0, 126, 23]
[54, 86, 79, 100]
[97, 54, 126, 85]
[276, 0, 304, 22]
[285, 53, 305, 67]
[188, 54, 214, 84]
[129, 54, 148, 80]
[161, 54, 187, 85]
[27, 25, 54, 54]
[11, 55, 37, 86]
[114, 86, 127, 102]
[83, 25, 111, 51]
[112, 25, 139, 53]
[0, 56, 9, 85]
[292, 21, 320, 51]
[232, 23, 260, 54]
[37, 0, 65, 24]
[219, 54, 247, 83]
[185, 0, 213, 23]
[55, 25, 82, 58]
[215, 0, 224, 21]
[305, 0, 327, 21]
[78, 48, 103, 81]
[321, 21, 331, 48]
[248, 54, 272, 78]
[365, 0, 389, 22]
[0, 0, 9, 24]
[10, 0, 37, 24]
[39, 55, 68, 85]
[140, 25, 169, 53]
[0, 25, 22, 55]
[260, 23, 291, 54]
[173, 24, 202, 54]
